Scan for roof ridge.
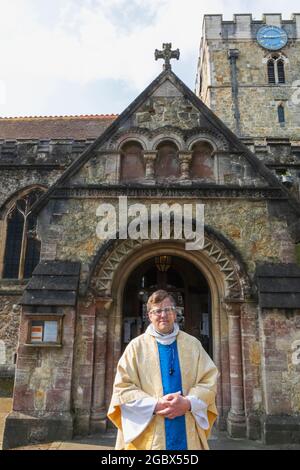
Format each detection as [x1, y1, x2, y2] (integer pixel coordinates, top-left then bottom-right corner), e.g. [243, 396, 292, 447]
[0, 114, 118, 121]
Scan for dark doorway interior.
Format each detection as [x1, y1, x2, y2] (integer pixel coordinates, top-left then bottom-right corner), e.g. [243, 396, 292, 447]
[122, 256, 212, 357]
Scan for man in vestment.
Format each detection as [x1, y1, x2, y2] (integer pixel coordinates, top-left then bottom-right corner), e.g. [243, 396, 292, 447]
[107, 289, 218, 450]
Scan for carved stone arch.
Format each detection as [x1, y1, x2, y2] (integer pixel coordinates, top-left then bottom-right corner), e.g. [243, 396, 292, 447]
[188, 137, 216, 153]
[185, 128, 229, 152]
[88, 226, 251, 301]
[117, 136, 147, 152]
[150, 126, 185, 151]
[262, 51, 289, 64]
[107, 127, 150, 151]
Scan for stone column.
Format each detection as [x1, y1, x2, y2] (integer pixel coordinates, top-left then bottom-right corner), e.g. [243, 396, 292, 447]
[178, 152, 192, 182]
[105, 300, 122, 412]
[90, 297, 112, 433]
[213, 150, 225, 184]
[143, 151, 157, 184]
[224, 301, 246, 437]
[240, 300, 262, 440]
[106, 152, 121, 184]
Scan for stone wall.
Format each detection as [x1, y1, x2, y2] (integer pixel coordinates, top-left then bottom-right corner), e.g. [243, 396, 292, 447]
[259, 309, 300, 414]
[0, 295, 21, 395]
[0, 168, 62, 210]
[0, 296, 21, 371]
[38, 197, 296, 281]
[259, 308, 300, 443]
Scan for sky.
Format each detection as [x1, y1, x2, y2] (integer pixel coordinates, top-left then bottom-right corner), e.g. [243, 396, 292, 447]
[0, 0, 299, 117]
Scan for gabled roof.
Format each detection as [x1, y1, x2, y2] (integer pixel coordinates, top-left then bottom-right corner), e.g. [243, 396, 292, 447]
[0, 114, 117, 140]
[30, 69, 300, 217]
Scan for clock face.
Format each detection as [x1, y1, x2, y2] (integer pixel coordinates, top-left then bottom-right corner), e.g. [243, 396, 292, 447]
[257, 26, 288, 51]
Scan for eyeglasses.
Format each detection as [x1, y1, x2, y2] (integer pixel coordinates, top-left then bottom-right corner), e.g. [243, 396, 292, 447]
[149, 306, 177, 316]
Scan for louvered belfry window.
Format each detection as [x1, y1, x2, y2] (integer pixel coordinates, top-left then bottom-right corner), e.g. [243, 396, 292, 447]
[3, 190, 42, 279]
[277, 60, 285, 84]
[267, 55, 285, 85]
[267, 60, 276, 84]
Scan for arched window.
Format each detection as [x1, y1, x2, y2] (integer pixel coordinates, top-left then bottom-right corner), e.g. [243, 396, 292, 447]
[277, 60, 285, 84]
[267, 55, 286, 84]
[155, 141, 179, 180]
[2, 189, 43, 279]
[267, 60, 275, 84]
[120, 141, 144, 182]
[278, 104, 285, 124]
[191, 141, 214, 180]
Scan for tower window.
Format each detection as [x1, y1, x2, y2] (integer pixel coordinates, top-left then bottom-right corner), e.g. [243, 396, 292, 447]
[267, 60, 275, 84]
[278, 104, 285, 124]
[267, 55, 286, 84]
[277, 60, 285, 84]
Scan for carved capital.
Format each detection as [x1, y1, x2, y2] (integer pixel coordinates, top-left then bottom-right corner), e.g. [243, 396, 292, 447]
[80, 290, 96, 308]
[143, 151, 157, 180]
[228, 48, 239, 61]
[96, 296, 113, 312]
[178, 152, 192, 180]
[222, 300, 241, 319]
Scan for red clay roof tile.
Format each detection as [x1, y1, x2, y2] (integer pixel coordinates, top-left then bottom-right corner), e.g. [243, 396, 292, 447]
[0, 114, 118, 140]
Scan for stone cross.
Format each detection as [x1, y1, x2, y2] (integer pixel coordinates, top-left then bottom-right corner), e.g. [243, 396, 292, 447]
[155, 43, 180, 70]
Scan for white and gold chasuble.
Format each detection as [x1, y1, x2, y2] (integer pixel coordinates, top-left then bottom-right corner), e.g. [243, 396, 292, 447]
[107, 330, 218, 450]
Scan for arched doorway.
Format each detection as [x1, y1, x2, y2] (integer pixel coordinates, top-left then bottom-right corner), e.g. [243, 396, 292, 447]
[122, 255, 213, 357]
[89, 235, 251, 434]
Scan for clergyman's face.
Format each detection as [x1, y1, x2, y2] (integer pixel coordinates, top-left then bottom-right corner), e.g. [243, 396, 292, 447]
[148, 297, 177, 334]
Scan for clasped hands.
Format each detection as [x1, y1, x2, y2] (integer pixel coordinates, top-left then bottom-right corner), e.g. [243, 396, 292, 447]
[154, 392, 191, 419]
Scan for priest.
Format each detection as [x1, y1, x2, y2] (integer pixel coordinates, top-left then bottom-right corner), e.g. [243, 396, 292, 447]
[107, 289, 218, 450]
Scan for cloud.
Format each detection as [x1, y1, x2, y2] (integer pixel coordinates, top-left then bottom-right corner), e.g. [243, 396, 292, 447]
[0, 0, 299, 116]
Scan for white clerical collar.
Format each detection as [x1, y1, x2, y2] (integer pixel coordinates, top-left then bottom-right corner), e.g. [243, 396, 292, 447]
[145, 323, 179, 345]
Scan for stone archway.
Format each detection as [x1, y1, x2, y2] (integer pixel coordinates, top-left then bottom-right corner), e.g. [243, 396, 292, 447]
[88, 233, 252, 437]
[121, 255, 213, 355]
[90, 231, 250, 299]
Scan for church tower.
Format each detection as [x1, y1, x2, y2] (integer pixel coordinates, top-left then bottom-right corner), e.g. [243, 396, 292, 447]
[196, 14, 300, 196]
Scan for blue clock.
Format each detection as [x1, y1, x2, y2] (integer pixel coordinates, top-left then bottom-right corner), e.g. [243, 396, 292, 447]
[257, 26, 288, 51]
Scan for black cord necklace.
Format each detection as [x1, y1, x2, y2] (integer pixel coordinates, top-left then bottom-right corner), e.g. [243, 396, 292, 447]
[169, 345, 175, 375]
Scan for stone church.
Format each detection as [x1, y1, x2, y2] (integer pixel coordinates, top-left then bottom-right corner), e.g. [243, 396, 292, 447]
[1, 14, 300, 448]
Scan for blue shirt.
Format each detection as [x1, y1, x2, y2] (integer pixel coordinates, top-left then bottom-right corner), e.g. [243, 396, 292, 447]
[157, 340, 188, 450]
